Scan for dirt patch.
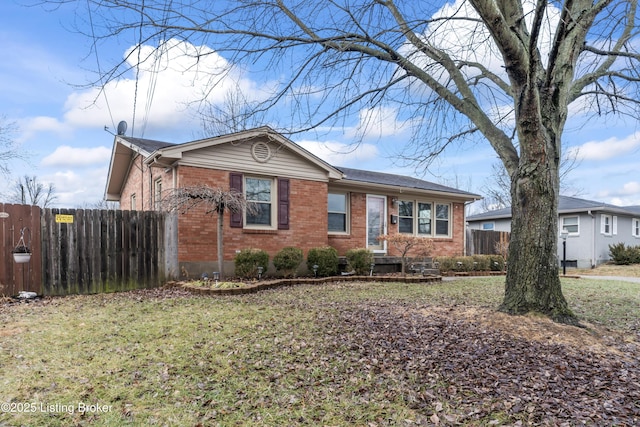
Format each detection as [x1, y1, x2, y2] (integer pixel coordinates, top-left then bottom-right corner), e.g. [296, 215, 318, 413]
[421, 306, 635, 358]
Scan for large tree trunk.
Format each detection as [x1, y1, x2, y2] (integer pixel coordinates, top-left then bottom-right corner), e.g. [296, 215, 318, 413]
[498, 86, 577, 324]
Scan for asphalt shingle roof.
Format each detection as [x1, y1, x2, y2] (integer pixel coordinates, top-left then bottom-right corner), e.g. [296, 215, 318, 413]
[468, 195, 638, 221]
[120, 136, 176, 153]
[120, 135, 479, 199]
[337, 167, 480, 198]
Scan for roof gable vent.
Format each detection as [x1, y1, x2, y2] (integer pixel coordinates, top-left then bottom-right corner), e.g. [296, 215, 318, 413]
[251, 141, 272, 163]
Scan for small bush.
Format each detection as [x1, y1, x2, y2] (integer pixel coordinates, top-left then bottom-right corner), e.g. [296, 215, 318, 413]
[234, 248, 269, 279]
[306, 246, 339, 277]
[345, 248, 374, 275]
[434, 256, 455, 273]
[454, 256, 476, 271]
[273, 247, 303, 277]
[435, 255, 505, 272]
[472, 255, 491, 271]
[489, 255, 506, 271]
[609, 243, 640, 265]
[609, 243, 630, 265]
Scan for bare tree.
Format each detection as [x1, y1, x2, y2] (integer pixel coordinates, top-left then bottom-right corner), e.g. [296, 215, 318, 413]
[162, 185, 256, 279]
[83, 199, 120, 210]
[199, 86, 269, 137]
[480, 148, 583, 211]
[0, 117, 27, 178]
[10, 175, 57, 208]
[57, 0, 640, 323]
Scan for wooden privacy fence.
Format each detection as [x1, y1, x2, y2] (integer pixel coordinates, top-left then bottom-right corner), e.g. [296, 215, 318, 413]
[1, 204, 178, 296]
[0, 203, 42, 297]
[41, 208, 178, 295]
[466, 229, 510, 256]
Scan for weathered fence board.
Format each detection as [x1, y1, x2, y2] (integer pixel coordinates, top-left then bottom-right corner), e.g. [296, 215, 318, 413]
[41, 208, 173, 296]
[0, 203, 42, 296]
[466, 229, 510, 256]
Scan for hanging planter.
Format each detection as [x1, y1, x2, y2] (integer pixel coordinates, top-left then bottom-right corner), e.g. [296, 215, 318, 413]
[13, 251, 31, 264]
[12, 227, 32, 263]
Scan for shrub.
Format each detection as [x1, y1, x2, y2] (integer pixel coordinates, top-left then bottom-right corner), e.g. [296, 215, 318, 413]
[454, 256, 476, 271]
[306, 246, 339, 277]
[234, 248, 269, 279]
[609, 243, 640, 265]
[489, 255, 506, 271]
[432, 256, 451, 273]
[273, 247, 303, 277]
[472, 255, 491, 271]
[435, 255, 504, 272]
[609, 243, 630, 265]
[345, 248, 374, 275]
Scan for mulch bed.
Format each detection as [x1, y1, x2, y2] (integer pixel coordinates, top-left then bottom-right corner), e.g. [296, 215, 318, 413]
[174, 274, 443, 295]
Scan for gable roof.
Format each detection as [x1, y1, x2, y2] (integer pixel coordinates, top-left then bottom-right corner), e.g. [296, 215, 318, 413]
[467, 195, 638, 222]
[337, 167, 480, 200]
[104, 136, 178, 201]
[105, 126, 480, 202]
[142, 127, 341, 179]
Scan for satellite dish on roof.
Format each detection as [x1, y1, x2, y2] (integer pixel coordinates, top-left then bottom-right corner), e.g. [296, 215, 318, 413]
[117, 121, 128, 136]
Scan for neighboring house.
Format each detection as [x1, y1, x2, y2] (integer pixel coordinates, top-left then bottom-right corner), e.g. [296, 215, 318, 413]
[467, 195, 640, 268]
[105, 126, 480, 275]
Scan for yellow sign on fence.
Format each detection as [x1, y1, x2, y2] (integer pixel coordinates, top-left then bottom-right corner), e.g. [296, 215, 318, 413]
[55, 214, 74, 223]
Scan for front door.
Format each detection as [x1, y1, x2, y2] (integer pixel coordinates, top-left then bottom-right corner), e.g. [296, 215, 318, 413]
[366, 195, 387, 252]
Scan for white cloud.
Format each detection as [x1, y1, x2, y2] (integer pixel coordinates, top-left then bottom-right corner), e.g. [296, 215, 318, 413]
[43, 168, 108, 207]
[568, 131, 640, 161]
[61, 39, 268, 137]
[297, 139, 379, 166]
[593, 181, 640, 206]
[18, 116, 72, 142]
[597, 181, 640, 198]
[347, 106, 413, 141]
[41, 146, 112, 168]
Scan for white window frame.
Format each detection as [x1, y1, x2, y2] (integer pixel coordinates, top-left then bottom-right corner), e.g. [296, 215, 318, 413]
[633, 218, 640, 238]
[434, 203, 451, 237]
[396, 199, 451, 238]
[154, 178, 162, 210]
[481, 222, 495, 231]
[244, 176, 276, 229]
[601, 214, 617, 236]
[561, 215, 579, 235]
[328, 192, 349, 234]
[130, 194, 137, 211]
[397, 200, 414, 234]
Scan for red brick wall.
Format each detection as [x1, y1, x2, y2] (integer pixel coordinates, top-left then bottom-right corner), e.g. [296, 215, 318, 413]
[329, 194, 466, 257]
[119, 155, 146, 210]
[175, 166, 329, 262]
[328, 192, 367, 255]
[120, 163, 467, 266]
[119, 157, 172, 211]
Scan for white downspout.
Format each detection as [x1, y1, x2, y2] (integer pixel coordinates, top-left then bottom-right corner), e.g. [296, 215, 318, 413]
[588, 210, 596, 268]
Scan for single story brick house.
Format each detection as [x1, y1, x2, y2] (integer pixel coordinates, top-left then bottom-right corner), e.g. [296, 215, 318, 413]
[105, 126, 480, 276]
[467, 195, 640, 268]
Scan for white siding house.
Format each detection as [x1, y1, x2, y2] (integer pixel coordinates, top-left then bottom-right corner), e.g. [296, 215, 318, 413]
[467, 196, 640, 269]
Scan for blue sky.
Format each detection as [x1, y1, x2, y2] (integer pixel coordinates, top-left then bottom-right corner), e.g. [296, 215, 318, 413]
[1, 0, 639, 210]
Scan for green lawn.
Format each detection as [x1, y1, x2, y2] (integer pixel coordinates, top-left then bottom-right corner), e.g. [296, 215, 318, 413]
[0, 277, 638, 426]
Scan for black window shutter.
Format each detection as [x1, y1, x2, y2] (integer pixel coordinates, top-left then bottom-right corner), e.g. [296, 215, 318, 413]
[229, 172, 243, 228]
[277, 178, 290, 230]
